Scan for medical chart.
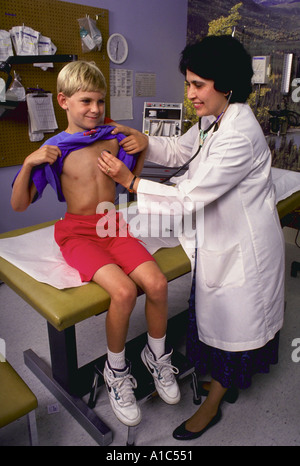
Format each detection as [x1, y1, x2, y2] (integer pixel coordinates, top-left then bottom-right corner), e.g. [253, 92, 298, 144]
[26, 93, 58, 141]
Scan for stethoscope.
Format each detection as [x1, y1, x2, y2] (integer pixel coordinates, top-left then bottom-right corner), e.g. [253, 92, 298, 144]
[161, 90, 232, 184]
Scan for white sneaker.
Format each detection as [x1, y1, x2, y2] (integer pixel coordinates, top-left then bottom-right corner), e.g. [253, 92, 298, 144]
[141, 344, 181, 404]
[103, 361, 142, 426]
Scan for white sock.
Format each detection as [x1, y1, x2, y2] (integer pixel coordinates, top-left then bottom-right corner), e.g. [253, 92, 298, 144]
[147, 333, 166, 359]
[107, 347, 126, 370]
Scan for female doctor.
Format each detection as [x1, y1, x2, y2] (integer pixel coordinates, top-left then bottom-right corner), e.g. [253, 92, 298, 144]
[99, 35, 285, 441]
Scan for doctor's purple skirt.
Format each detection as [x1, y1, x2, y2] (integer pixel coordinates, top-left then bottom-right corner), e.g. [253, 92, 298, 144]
[186, 258, 280, 390]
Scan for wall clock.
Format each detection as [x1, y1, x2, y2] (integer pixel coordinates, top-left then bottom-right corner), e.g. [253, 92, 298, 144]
[107, 33, 128, 64]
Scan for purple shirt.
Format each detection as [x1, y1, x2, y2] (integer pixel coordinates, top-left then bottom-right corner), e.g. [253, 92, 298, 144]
[14, 125, 137, 203]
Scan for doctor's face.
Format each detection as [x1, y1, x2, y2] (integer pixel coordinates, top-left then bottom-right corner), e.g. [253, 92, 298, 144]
[186, 70, 229, 119]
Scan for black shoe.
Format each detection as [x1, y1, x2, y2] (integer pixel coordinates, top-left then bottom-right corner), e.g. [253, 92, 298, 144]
[197, 381, 238, 403]
[172, 408, 222, 441]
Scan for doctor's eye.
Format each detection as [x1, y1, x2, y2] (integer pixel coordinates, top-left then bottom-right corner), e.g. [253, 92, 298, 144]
[193, 82, 205, 89]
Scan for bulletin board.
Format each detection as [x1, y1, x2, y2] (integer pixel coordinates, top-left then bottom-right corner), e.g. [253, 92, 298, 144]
[1, 0, 110, 168]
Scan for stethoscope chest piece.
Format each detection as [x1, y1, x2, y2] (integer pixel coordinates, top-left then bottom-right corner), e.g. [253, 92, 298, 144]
[199, 128, 209, 146]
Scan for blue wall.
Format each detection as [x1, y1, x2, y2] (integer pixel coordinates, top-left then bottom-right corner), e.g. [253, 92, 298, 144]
[0, 0, 188, 233]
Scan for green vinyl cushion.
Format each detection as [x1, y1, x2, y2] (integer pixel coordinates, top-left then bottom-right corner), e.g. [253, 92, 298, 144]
[0, 221, 191, 331]
[0, 357, 38, 428]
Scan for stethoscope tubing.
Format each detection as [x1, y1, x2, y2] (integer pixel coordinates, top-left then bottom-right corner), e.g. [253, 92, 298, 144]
[160, 92, 232, 184]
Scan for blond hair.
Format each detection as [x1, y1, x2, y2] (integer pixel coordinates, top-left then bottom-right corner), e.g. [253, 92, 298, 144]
[57, 60, 107, 96]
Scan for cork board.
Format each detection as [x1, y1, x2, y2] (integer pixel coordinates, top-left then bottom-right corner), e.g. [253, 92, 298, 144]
[0, 0, 110, 167]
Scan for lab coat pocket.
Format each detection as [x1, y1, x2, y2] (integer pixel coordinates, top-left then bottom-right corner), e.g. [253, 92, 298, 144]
[199, 243, 245, 288]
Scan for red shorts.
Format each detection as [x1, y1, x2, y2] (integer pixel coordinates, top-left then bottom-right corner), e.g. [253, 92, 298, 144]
[54, 211, 155, 282]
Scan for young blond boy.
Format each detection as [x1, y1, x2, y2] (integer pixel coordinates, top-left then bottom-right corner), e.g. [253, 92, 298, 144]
[11, 61, 180, 426]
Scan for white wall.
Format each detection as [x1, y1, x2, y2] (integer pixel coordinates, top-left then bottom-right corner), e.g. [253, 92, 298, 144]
[0, 0, 188, 233]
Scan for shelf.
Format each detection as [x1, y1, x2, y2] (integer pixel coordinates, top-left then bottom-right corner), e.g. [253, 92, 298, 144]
[0, 54, 77, 118]
[0, 99, 21, 119]
[3, 54, 77, 65]
[0, 99, 18, 109]
[0, 54, 77, 76]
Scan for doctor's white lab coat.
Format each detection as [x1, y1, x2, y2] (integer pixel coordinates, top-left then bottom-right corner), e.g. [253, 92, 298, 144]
[137, 103, 285, 352]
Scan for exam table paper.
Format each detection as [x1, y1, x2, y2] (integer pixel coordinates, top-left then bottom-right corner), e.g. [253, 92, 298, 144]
[0, 219, 180, 290]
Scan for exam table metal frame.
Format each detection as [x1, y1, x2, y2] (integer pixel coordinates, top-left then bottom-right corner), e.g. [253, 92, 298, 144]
[1, 190, 299, 446]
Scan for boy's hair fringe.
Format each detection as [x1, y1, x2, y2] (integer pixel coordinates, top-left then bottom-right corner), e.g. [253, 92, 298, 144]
[57, 60, 107, 96]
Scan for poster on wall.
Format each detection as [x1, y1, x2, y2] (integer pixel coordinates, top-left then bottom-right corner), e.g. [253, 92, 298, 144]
[135, 73, 156, 97]
[187, 0, 300, 171]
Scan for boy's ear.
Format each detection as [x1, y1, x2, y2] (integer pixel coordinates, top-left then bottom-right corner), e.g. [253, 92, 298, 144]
[57, 92, 68, 110]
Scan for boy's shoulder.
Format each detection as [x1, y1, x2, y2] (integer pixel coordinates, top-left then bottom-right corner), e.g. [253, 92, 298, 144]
[42, 131, 69, 147]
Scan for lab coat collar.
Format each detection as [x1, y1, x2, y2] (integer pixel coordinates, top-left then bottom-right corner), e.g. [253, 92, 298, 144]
[218, 102, 243, 128]
[201, 103, 243, 132]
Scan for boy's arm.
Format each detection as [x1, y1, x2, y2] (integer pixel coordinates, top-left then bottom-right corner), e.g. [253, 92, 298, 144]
[11, 161, 38, 212]
[132, 148, 147, 176]
[11, 145, 61, 212]
[112, 125, 149, 155]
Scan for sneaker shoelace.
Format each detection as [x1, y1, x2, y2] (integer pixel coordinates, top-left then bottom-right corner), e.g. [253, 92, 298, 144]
[155, 358, 179, 386]
[111, 373, 137, 406]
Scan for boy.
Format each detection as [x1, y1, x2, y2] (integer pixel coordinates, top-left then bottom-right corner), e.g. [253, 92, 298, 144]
[11, 61, 180, 426]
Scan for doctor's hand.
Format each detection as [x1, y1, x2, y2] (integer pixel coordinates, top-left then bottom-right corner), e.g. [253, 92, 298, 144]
[98, 150, 135, 190]
[111, 125, 149, 155]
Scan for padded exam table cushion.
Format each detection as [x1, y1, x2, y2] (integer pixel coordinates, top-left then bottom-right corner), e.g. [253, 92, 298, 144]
[0, 221, 190, 331]
[0, 357, 38, 428]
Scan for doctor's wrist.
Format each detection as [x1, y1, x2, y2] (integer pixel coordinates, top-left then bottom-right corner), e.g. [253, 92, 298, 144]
[127, 175, 139, 193]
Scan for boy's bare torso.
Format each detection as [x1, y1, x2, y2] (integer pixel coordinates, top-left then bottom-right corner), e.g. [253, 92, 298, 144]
[61, 137, 119, 215]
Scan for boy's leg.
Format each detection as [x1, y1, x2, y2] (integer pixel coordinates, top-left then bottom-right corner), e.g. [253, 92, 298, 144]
[129, 261, 181, 404]
[92, 264, 142, 426]
[130, 260, 168, 339]
[93, 263, 137, 353]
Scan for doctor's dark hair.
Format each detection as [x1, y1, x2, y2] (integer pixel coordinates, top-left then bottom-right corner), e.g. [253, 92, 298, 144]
[179, 35, 253, 103]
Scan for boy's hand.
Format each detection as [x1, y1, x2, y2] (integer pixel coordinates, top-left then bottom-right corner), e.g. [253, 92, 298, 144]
[24, 145, 61, 168]
[111, 125, 148, 154]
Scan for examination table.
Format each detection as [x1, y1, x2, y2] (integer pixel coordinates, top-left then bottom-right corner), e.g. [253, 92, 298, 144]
[0, 218, 193, 446]
[0, 167, 299, 445]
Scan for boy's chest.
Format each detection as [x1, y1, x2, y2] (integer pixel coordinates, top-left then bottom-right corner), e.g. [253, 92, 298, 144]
[62, 139, 117, 178]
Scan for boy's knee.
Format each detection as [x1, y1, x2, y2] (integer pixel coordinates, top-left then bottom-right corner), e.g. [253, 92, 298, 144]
[113, 281, 137, 307]
[146, 272, 168, 299]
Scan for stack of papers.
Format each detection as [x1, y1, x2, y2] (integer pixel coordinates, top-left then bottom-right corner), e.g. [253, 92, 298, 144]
[26, 92, 58, 141]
